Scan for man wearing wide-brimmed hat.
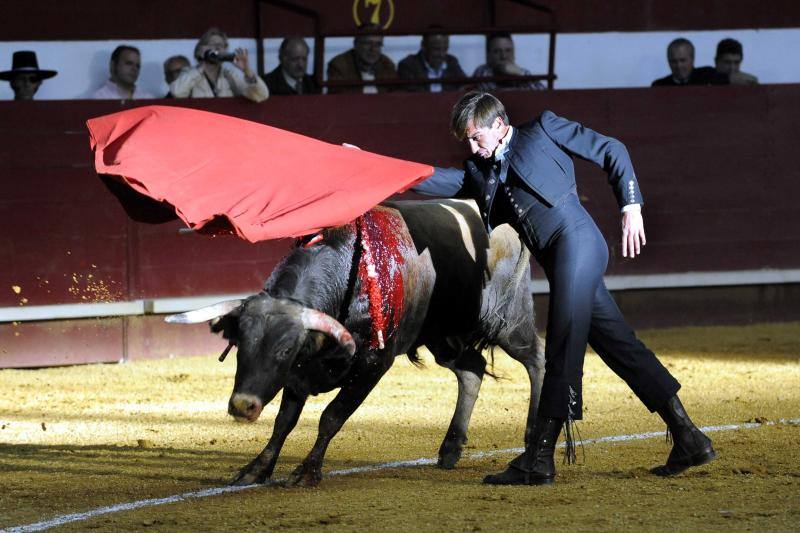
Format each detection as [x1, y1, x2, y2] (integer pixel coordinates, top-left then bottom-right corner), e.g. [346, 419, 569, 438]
[0, 51, 58, 100]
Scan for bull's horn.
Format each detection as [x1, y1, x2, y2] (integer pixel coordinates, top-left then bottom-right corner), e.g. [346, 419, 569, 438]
[299, 308, 356, 356]
[164, 299, 244, 324]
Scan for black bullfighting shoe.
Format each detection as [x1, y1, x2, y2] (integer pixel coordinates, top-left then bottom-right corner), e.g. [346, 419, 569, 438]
[651, 395, 717, 476]
[482, 462, 531, 485]
[483, 417, 563, 486]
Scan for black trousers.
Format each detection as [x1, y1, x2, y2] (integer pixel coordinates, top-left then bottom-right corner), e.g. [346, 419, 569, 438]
[515, 195, 680, 419]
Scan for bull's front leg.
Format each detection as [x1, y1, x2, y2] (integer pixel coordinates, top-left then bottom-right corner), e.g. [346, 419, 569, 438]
[286, 355, 393, 487]
[232, 388, 307, 486]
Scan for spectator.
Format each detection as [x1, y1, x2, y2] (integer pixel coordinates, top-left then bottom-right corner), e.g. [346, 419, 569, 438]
[715, 38, 759, 85]
[163, 55, 190, 97]
[398, 30, 466, 92]
[170, 27, 269, 103]
[651, 38, 724, 86]
[472, 32, 544, 91]
[263, 36, 320, 95]
[92, 45, 155, 100]
[0, 51, 57, 100]
[327, 24, 397, 94]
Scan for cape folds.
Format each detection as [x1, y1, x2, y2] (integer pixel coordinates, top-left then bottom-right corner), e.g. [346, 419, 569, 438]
[86, 105, 433, 242]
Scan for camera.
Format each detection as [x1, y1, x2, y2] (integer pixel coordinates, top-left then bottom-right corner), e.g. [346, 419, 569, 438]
[203, 50, 236, 63]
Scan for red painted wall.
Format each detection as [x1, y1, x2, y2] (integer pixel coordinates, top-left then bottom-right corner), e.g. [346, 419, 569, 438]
[2, 85, 800, 366]
[3, 85, 800, 309]
[3, 1, 800, 41]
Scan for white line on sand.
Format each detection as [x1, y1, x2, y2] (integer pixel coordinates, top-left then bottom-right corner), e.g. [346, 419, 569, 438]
[4, 418, 798, 532]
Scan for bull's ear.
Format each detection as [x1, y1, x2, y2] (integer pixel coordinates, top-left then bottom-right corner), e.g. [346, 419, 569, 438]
[303, 330, 326, 353]
[210, 310, 241, 343]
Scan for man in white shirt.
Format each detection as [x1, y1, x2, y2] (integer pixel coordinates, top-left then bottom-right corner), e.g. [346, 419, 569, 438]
[92, 45, 154, 100]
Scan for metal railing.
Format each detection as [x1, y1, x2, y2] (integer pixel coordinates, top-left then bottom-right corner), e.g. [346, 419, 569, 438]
[255, 0, 558, 91]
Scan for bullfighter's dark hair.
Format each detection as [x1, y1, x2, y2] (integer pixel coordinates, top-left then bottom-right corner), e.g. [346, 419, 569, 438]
[450, 91, 509, 141]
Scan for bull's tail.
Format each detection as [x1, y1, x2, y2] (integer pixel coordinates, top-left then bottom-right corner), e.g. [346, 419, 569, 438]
[472, 339, 501, 380]
[406, 344, 425, 368]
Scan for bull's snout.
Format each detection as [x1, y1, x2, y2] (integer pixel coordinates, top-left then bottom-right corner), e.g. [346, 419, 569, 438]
[228, 393, 264, 423]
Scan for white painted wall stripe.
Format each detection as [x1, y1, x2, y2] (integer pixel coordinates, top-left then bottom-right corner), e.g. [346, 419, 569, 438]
[0, 301, 146, 322]
[2, 28, 799, 100]
[3, 269, 799, 323]
[3, 417, 797, 533]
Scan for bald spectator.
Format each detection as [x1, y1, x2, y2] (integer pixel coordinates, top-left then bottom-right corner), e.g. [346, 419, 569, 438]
[0, 51, 57, 100]
[715, 38, 759, 85]
[170, 27, 269, 103]
[472, 32, 544, 91]
[398, 31, 465, 92]
[263, 37, 319, 95]
[651, 38, 725, 87]
[92, 45, 155, 100]
[327, 24, 397, 94]
[163, 55, 190, 97]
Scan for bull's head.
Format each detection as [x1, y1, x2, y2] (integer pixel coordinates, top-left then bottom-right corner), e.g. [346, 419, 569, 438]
[165, 295, 355, 423]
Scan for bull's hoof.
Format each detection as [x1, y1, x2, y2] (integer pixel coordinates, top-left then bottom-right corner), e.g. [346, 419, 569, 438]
[437, 441, 464, 469]
[230, 469, 265, 486]
[437, 450, 462, 469]
[285, 463, 322, 487]
[230, 459, 272, 486]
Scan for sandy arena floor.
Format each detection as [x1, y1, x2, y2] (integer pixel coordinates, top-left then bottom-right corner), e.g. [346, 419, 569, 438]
[1, 322, 799, 531]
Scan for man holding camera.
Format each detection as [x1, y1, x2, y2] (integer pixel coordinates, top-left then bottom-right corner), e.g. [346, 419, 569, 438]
[169, 27, 269, 103]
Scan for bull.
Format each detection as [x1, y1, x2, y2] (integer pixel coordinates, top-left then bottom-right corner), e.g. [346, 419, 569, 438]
[166, 199, 544, 487]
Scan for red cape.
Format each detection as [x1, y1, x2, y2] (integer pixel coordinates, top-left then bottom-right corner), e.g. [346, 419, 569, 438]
[87, 105, 433, 242]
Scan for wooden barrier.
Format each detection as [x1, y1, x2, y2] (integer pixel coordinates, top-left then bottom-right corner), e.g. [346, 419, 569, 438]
[1, 85, 799, 366]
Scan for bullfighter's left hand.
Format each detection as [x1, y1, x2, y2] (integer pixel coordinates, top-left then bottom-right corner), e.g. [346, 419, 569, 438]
[622, 209, 646, 258]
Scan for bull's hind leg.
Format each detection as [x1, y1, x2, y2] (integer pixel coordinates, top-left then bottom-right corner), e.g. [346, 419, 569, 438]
[498, 325, 545, 449]
[232, 388, 308, 486]
[286, 354, 394, 487]
[428, 339, 486, 469]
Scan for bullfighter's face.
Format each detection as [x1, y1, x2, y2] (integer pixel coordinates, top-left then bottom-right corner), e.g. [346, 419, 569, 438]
[465, 117, 508, 159]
